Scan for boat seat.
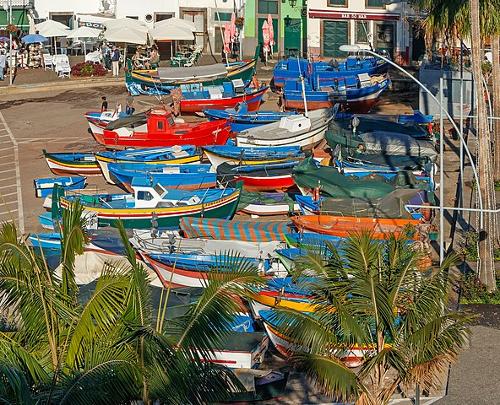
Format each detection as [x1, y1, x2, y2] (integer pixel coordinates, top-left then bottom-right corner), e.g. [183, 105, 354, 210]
[114, 127, 134, 137]
[358, 73, 372, 88]
[208, 87, 223, 99]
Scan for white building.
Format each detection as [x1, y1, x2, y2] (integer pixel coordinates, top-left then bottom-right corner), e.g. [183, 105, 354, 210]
[307, 0, 425, 64]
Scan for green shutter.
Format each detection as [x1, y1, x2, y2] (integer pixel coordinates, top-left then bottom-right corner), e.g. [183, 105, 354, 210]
[257, 0, 278, 14]
[367, 0, 386, 7]
[327, 0, 347, 5]
[214, 12, 232, 22]
[323, 20, 348, 58]
[0, 10, 29, 28]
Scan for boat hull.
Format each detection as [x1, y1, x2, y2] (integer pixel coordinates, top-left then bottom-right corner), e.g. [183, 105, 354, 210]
[234, 174, 295, 192]
[43, 152, 101, 176]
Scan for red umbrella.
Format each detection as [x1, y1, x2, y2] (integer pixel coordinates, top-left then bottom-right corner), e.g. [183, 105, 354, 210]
[223, 22, 231, 55]
[262, 20, 270, 65]
[230, 12, 237, 43]
[267, 14, 275, 56]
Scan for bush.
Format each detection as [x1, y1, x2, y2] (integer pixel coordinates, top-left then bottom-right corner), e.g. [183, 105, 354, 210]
[71, 62, 107, 77]
[460, 272, 500, 304]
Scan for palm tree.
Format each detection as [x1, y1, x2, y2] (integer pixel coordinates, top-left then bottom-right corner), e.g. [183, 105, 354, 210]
[264, 234, 471, 405]
[0, 203, 265, 404]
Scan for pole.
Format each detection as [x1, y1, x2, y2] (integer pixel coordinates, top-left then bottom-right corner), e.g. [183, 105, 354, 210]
[8, 0, 13, 85]
[459, 42, 464, 208]
[439, 77, 445, 264]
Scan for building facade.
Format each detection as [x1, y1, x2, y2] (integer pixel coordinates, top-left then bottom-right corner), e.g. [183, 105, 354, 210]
[306, 0, 425, 64]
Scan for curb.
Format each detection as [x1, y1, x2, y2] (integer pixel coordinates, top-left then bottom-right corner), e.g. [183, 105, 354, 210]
[0, 77, 125, 95]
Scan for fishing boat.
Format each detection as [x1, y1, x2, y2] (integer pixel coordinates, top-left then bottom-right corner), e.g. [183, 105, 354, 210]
[228, 368, 289, 403]
[94, 108, 232, 149]
[284, 232, 345, 249]
[179, 82, 268, 113]
[291, 215, 422, 240]
[326, 123, 437, 159]
[295, 189, 433, 221]
[293, 157, 396, 199]
[43, 150, 101, 176]
[130, 229, 283, 257]
[34, 176, 86, 198]
[107, 163, 215, 191]
[58, 180, 241, 229]
[334, 110, 433, 127]
[336, 155, 434, 176]
[179, 217, 291, 242]
[283, 74, 390, 113]
[237, 191, 299, 216]
[28, 232, 61, 250]
[125, 56, 258, 95]
[272, 56, 389, 88]
[95, 146, 200, 184]
[217, 161, 298, 192]
[38, 212, 55, 230]
[204, 102, 299, 132]
[203, 145, 304, 168]
[139, 251, 282, 288]
[84, 110, 131, 135]
[260, 309, 373, 367]
[236, 109, 333, 148]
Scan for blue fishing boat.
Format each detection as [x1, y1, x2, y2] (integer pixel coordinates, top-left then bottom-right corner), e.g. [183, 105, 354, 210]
[204, 102, 298, 132]
[95, 145, 201, 184]
[203, 145, 304, 168]
[28, 233, 61, 250]
[273, 56, 389, 88]
[43, 150, 100, 176]
[38, 212, 55, 230]
[283, 74, 390, 113]
[34, 176, 86, 198]
[334, 110, 433, 125]
[107, 163, 216, 192]
[284, 232, 344, 249]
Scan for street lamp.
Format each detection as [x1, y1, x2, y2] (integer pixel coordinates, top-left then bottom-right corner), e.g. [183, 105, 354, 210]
[339, 44, 484, 264]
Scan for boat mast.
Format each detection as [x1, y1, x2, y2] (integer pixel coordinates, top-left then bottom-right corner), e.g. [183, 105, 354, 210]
[296, 56, 309, 118]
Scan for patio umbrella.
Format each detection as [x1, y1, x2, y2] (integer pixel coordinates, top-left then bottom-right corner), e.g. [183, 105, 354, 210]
[230, 12, 237, 54]
[150, 24, 194, 41]
[267, 14, 275, 57]
[67, 26, 102, 55]
[223, 22, 231, 65]
[104, 18, 149, 34]
[103, 26, 148, 44]
[35, 20, 69, 54]
[262, 20, 270, 65]
[0, 36, 10, 42]
[154, 17, 196, 33]
[21, 34, 48, 44]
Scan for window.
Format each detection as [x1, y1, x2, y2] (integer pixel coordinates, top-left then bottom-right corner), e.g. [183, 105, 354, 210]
[157, 121, 164, 131]
[327, 0, 347, 6]
[126, 16, 139, 20]
[155, 13, 174, 22]
[366, 0, 386, 8]
[137, 191, 154, 201]
[258, 0, 278, 14]
[355, 21, 370, 44]
[375, 22, 395, 56]
[214, 12, 232, 22]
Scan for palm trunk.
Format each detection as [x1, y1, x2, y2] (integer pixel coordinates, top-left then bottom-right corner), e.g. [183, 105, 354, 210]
[493, 36, 500, 182]
[470, 0, 496, 292]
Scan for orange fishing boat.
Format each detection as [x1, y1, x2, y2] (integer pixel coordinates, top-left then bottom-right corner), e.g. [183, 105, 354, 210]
[291, 215, 422, 240]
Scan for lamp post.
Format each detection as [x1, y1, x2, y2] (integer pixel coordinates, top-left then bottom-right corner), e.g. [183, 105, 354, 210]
[339, 44, 484, 264]
[8, 0, 12, 85]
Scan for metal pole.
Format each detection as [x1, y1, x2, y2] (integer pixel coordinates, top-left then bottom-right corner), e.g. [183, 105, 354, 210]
[439, 77, 445, 264]
[459, 43, 464, 206]
[8, 0, 13, 85]
[360, 49, 484, 228]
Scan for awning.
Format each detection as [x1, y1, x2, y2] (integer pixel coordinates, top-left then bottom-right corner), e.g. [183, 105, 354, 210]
[0, 9, 29, 29]
[309, 9, 400, 21]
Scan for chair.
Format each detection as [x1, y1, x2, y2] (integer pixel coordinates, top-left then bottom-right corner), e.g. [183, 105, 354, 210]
[183, 48, 202, 67]
[42, 53, 54, 70]
[54, 54, 71, 78]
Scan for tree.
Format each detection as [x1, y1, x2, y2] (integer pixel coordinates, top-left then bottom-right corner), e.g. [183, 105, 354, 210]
[265, 234, 471, 405]
[0, 204, 265, 404]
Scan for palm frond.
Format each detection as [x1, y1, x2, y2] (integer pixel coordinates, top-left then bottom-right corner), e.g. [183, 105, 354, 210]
[0, 361, 35, 405]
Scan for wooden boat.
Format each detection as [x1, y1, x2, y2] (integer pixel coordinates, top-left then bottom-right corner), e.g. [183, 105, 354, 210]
[179, 83, 268, 113]
[38, 212, 55, 230]
[227, 369, 289, 403]
[217, 161, 298, 192]
[291, 215, 422, 240]
[236, 109, 333, 148]
[34, 176, 86, 198]
[295, 189, 433, 221]
[179, 217, 291, 242]
[283, 74, 390, 113]
[284, 232, 344, 249]
[139, 251, 281, 288]
[272, 56, 389, 88]
[337, 156, 434, 177]
[28, 232, 61, 250]
[84, 110, 130, 135]
[237, 191, 299, 216]
[203, 145, 304, 168]
[95, 146, 201, 184]
[94, 108, 232, 150]
[43, 150, 101, 176]
[59, 180, 241, 230]
[107, 163, 215, 191]
[204, 102, 299, 132]
[125, 56, 258, 95]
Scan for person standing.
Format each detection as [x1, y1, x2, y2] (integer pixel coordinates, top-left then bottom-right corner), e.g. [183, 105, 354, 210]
[60, 37, 68, 55]
[126, 93, 135, 115]
[0, 51, 6, 81]
[101, 96, 108, 112]
[111, 46, 120, 77]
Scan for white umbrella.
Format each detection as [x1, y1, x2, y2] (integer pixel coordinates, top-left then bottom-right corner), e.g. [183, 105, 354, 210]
[67, 26, 102, 56]
[104, 18, 149, 34]
[104, 26, 148, 44]
[154, 17, 196, 33]
[150, 25, 194, 41]
[35, 20, 69, 54]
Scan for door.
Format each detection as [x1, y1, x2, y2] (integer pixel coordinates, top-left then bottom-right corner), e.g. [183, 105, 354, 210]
[180, 8, 207, 51]
[284, 18, 301, 56]
[375, 22, 395, 58]
[323, 20, 348, 58]
[258, 17, 278, 53]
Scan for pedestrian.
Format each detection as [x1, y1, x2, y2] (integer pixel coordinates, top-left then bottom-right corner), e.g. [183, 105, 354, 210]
[101, 96, 108, 112]
[126, 93, 135, 115]
[0, 50, 6, 81]
[60, 37, 68, 55]
[111, 46, 120, 76]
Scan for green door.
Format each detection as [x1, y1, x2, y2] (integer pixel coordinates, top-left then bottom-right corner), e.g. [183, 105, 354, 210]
[258, 17, 279, 52]
[284, 18, 301, 56]
[323, 20, 348, 58]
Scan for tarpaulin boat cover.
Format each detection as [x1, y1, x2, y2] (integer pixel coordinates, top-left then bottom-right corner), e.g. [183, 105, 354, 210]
[106, 112, 147, 130]
[293, 158, 395, 199]
[326, 122, 437, 159]
[179, 217, 291, 242]
[237, 191, 296, 211]
[156, 64, 228, 81]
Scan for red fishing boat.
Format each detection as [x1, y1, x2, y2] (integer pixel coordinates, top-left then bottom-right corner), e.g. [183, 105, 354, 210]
[93, 108, 232, 149]
[179, 83, 268, 113]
